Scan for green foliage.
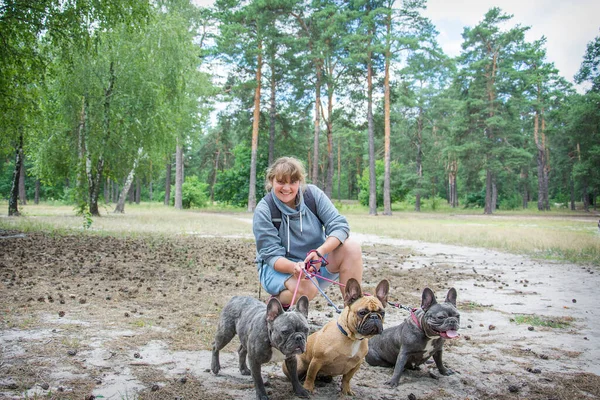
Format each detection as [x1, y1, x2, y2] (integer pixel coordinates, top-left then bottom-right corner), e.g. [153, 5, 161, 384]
[499, 194, 522, 211]
[181, 176, 209, 209]
[513, 314, 572, 329]
[213, 146, 268, 207]
[464, 191, 485, 209]
[82, 210, 93, 230]
[358, 160, 407, 207]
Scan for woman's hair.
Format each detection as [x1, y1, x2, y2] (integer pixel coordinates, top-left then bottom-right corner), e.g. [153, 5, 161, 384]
[265, 157, 307, 192]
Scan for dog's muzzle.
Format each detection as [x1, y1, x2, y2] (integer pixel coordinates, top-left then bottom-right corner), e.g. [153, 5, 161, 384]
[358, 312, 384, 336]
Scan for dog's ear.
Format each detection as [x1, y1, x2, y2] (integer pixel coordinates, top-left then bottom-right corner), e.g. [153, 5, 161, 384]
[295, 295, 309, 318]
[266, 297, 284, 321]
[421, 288, 437, 311]
[344, 278, 362, 306]
[445, 288, 457, 306]
[375, 279, 390, 306]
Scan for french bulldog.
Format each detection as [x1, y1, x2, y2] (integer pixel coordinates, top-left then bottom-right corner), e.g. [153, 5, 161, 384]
[365, 287, 460, 387]
[284, 278, 389, 396]
[211, 295, 310, 400]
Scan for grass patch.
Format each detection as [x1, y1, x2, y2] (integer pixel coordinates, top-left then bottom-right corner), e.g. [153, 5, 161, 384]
[458, 301, 494, 311]
[512, 314, 574, 329]
[1, 200, 599, 265]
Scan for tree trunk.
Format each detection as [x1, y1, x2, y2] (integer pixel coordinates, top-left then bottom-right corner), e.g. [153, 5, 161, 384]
[211, 149, 220, 203]
[337, 138, 341, 202]
[35, 179, 40, 204]
[521, 167, 528, 209]
[112, 181, 118, 203]
[149, 181, 153, 202]
[104, 177, 110, 204]
[77, 96, 86, 193]
[491, 175, 497, 212]
[382, 12, 394, 215]
[128, 182, 135, 203]
[312, 60, 322, 186]
[367, 52, 377, 216]
[248, 38, 262, 212]
[164, 158, 171, 206]
[135, 177, 141, 204]
[415, 106, 424, 212]
[541, 115, 550, 211]
[268, 59, 276, 167]
[87, 157, 104, 216]
[582, 179, 589, 212]
[114, 148, 143, 213]
[88, 61, 114, 217]
[533, 105, 545, 211]
[324, 77, 334, 198]
[570, 175, 575, 211]
[175, 139, 184, 210]
[18, 151, 26, 205]
[448, 158, 458, 208]
[484, 167, 493, 214]
[383, 31, 392, 215]
[8, 131, 24, 216]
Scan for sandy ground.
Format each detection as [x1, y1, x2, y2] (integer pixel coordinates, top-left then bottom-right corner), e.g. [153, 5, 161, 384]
[0, 229, 599, 400]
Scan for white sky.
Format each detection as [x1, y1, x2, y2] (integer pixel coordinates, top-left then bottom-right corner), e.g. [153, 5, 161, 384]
[193, 0, 600, 88]
[422, 0, 600, 88]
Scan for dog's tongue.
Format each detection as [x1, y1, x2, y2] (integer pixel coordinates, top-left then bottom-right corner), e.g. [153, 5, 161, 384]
[441, 330, 459, 339]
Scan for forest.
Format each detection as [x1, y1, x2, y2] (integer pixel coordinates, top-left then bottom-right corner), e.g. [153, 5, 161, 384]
[1, 0, 599, 217]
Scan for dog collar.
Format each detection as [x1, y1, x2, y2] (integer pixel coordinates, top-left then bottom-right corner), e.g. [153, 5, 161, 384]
[337, 322, 364, 340]
[410, 308, 421, 329]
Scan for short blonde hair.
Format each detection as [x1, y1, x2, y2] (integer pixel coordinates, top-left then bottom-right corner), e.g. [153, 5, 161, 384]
[265, 157, 307, 192]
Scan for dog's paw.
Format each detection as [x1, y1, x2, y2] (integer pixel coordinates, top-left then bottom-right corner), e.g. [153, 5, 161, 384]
[295, 387, 310, 398]
[240, 367, 251, 376]
[384, 379, 400, 388]
[303, 381, 315, 393]
[210, 362, 220, 375]
[440, 368, 455, 376]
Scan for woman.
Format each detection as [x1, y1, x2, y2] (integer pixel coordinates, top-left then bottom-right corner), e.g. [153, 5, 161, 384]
[253, 156, 363, 308]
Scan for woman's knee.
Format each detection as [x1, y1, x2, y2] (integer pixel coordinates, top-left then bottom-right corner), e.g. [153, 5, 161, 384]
[333, 237, 362, 261]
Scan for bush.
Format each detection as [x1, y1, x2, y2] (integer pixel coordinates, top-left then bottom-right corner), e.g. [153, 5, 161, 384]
[213, 145, 268, 207]
[464, 191, 485, 208]
[499, 194, 522, 210]
[181, 176, 209, 209]
[357, 160, 408, 207]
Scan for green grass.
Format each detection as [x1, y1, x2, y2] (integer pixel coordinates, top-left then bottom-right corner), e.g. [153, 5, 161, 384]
[1, 200, 598, 265]
[458, 301, 494, 311]
[512, 314, 574, 329]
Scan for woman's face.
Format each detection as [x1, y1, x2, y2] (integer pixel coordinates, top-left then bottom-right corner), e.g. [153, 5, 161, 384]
[272, 176, 300, 208]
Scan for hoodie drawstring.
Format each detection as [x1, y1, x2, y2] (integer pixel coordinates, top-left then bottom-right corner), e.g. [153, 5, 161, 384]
[286, 214, 290, 255]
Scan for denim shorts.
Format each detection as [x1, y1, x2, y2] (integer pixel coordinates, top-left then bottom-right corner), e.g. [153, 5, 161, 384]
[259, 261, 340, 296]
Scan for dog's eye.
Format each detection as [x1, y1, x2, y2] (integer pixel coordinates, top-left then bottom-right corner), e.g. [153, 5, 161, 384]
[358, 310, 368, 317]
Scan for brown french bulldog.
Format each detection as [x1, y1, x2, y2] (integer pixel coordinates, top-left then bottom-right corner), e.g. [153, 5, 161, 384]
[284, 278, 389, 395]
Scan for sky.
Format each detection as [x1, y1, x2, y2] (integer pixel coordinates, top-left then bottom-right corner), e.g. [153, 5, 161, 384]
[193, 0, 600, 89]
[422, 0, 600, 89]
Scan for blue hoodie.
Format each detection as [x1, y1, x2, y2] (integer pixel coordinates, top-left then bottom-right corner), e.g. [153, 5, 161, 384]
[253, 184, 350, 269]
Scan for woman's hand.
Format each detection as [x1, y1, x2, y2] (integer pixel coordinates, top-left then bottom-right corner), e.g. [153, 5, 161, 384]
[292, 261, 305, 277]
[304, 250, 323, 274]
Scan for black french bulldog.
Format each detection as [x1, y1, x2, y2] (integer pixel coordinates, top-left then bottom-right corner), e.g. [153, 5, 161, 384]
[365, 288, 460, 387]
[211, 296, 310, 400]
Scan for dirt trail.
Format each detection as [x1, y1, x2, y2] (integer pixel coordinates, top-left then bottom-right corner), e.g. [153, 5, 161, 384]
[0, 230, 599, 400]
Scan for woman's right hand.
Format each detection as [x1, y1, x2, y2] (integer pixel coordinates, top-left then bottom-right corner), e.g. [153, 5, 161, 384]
[292, 261, 304, 277]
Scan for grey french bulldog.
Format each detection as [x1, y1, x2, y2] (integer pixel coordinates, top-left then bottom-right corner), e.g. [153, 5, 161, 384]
[365, 288, 460, 387]
[211, 295, 310, 400]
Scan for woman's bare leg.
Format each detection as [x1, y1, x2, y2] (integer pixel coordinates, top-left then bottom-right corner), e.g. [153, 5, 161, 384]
[325, 237, 363, 296]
